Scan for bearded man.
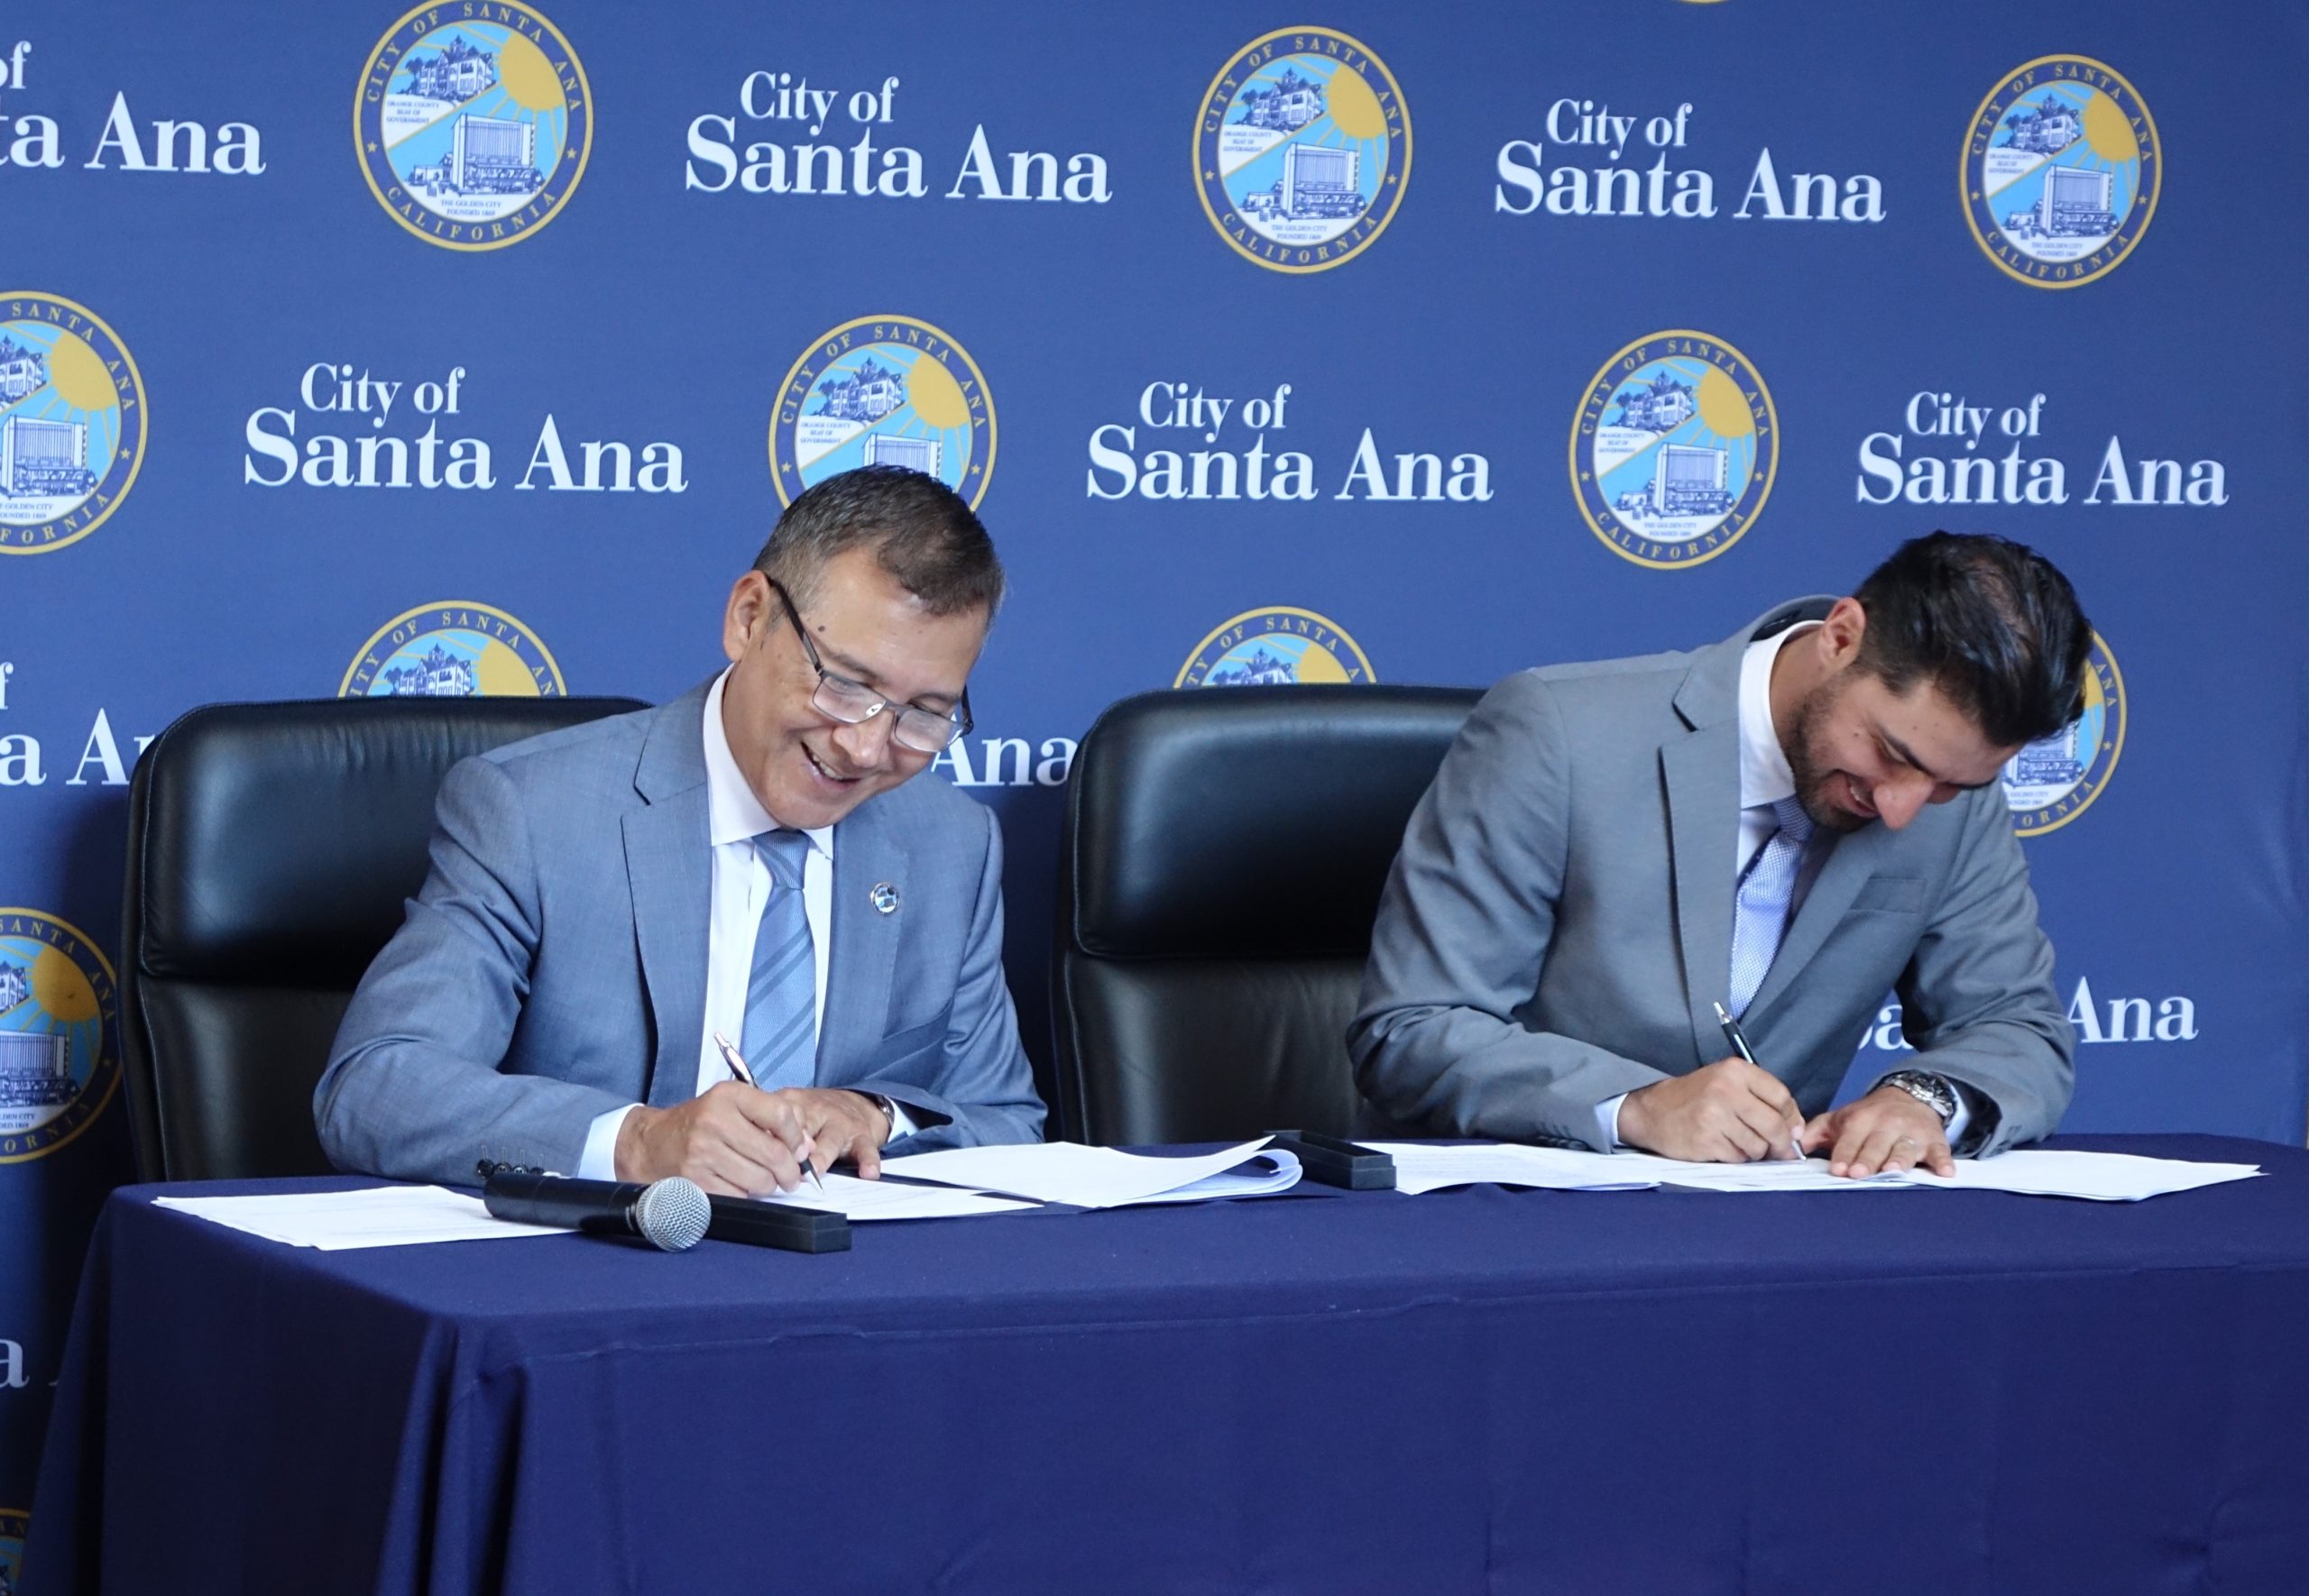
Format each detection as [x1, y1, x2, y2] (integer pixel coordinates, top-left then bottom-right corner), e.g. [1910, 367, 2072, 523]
[1351, 532, 2091, 1178]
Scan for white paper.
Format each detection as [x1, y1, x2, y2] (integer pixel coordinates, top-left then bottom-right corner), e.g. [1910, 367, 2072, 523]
[879, 1138, 1290, 1209]
[1100, 1148, 1301, 1207]
[1901, 1148, 2265, 1202]
[747, 1171, 1036, 1221]
[1364, 1142, 2262, 1203]
[152, 1186, 564, 1250]
[1361, 1142, 1656, 1195]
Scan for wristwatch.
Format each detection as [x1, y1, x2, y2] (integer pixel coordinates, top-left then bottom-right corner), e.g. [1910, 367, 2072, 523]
[1876, 1069, 1958, 1127]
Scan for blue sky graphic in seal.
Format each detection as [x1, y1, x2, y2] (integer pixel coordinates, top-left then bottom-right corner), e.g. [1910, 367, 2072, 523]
[1571, 331, 1776, 570]
[0, 913, 119, 1163]
[1196, 28, 1410, 273]
[0, 294, 144, 555]
[1964, 56, 2158, 289]
[357, 3, 593, 251]
[2004, 631, 2123, 836]
[0, 1507, 26, 1594]
[340, 603, 566, 698]
[1175, 607, 1374, 688]
[771, 316, 994, 509]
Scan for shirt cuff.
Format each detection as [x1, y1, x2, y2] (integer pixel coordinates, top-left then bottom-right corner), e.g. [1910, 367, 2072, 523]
[1596, 1093, 1628, 1151]
[881, 1096, 916, 1145]
[577, 1105, 637, 1180]
[1943, 1079, 1976, 1151]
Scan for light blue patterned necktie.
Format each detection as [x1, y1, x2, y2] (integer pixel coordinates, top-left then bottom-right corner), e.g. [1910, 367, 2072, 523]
[739, 830, 817, 1092]
[1726, 795, 1814, 1019]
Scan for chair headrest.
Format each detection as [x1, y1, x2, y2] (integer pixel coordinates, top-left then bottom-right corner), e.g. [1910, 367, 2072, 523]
[129, 696, 647, 985]
[1063, 684, 1480, 960]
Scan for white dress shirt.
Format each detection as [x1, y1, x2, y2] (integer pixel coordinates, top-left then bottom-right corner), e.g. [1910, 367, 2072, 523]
[575, 669, 910, 1178]
[1596, 623, 1970, 1150]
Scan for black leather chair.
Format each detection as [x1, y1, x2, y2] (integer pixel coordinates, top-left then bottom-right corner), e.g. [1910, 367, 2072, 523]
[120, 695, 647, 1181]
[1053, 683, 1482, 1145]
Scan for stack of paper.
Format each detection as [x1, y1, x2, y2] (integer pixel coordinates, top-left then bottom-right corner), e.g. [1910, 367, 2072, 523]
[1364, 1142, 1656, 1196]
[1360, 1143, 2264, 1203]
[880, 1138, 1302, 1209]
[750, 1172, 1035, 1221]
[152, 1187, 564, 1249]
[1902, 1148, 2266, 1202]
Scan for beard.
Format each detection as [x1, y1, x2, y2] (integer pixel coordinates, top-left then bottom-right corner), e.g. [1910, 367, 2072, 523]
[1784, 674, 1872, 835]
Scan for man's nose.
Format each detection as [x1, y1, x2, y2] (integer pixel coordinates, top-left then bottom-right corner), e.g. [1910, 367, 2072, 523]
[829, 710, 897, 769]
[1874, 773, 1933, 830]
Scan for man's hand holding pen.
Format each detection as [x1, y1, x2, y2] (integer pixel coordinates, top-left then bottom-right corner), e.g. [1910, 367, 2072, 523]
[1616, 1058, 1807, 1164]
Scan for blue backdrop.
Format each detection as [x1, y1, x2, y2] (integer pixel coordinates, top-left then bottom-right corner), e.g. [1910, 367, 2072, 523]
[4, 0, 2304, 1542]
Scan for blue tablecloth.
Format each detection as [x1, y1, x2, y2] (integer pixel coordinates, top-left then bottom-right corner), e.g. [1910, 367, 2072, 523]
[26, 1134, 2309, 1595]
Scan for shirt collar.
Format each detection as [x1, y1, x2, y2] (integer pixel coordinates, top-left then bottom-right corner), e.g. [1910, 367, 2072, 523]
[1736, 621, 1817, 811]
[702, 668, 833, 858]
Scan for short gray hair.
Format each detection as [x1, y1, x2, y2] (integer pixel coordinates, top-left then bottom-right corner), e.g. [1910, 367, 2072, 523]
[753, 465, 1004, 618]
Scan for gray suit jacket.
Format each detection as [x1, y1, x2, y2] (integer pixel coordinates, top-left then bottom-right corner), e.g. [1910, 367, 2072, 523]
[316, 683, 1045, 1184]
[1349, 600, 2074, 1155]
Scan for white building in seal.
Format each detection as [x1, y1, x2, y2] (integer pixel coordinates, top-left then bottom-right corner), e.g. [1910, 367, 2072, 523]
[0, 1030, 73, 1111]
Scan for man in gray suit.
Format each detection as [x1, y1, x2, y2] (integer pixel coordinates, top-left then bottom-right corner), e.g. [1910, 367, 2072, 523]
[1352, 533, 2090, 1179]
[318, 466, 1045, 1191]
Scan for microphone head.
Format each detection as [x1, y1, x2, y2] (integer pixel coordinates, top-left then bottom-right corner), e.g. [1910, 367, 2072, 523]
[632, 1177, 712, 1252]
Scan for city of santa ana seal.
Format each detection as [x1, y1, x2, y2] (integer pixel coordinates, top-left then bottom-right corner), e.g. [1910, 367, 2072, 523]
[340, 603, 566, 698]
[2003, 630, 2124, 836]
[1964, 56, 2158, 289]
[1176, 607, 1375, 688]
[1, 1507, 28, 1591]
[771, 316, 995, 509]
[356, 4, 592, 252]
[1570, 331, 1776, 571]
[1195, 28, 1410, 273]
[0, 912, 119, 1163]
[0, 293, 145, 555]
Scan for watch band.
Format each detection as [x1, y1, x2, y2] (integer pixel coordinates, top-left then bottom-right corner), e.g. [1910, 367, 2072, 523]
[1876, 1069, 1957, 1127]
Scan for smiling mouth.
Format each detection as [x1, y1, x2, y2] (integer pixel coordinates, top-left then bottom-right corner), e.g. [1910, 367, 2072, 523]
[803, 744, 860, 786]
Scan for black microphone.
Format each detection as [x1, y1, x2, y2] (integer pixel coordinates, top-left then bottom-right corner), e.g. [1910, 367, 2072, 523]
[482, 1169, 712, 1252]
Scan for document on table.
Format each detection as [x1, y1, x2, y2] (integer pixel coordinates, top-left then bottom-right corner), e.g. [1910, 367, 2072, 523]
[1362, 1142, 2263, 1202]
[879, 1138, 1301, 1209]
[152, 1186, 564, 1249]
[1901, 1148, 2265, 1202]
[1361, 1142, 1658, 1195]
[748, 1172, 1037, 1221]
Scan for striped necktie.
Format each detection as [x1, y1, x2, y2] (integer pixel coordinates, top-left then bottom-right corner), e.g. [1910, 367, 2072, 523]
[739, 829, 817, 1092]
[1727, 795, 1814, 1019]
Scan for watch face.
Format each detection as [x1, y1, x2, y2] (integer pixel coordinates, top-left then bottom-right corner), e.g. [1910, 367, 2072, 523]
[1885, 1071, 1956, 1124]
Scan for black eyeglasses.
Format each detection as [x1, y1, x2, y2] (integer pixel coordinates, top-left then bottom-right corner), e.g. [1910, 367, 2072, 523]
[765, 576, 973, 754]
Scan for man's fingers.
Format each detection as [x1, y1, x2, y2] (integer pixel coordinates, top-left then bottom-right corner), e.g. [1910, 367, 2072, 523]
[725, 1084, 809, 1144]
[1925, 1140, 1957, 1177]
[1716, 1114, 1771, 1163]
[1838, 1124, 1904, 1179]
[1731, 1096, 1799, 1160]
[1737, 1064, 1801, 1121]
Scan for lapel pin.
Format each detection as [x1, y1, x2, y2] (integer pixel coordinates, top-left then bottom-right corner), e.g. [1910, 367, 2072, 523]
[869, 882, 900, 915]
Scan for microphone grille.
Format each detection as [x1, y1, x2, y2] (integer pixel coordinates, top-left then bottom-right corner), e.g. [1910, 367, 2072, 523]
[633, 1177, 712, 1252]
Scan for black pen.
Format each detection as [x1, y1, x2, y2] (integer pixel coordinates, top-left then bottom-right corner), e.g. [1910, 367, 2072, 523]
[712, 1029, 824, 1192]
[1714, 1000, 1804, 1161]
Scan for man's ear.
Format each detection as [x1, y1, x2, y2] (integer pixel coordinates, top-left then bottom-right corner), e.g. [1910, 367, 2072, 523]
[723, 571, 770, 664]
[1816, 595, 1868, 671]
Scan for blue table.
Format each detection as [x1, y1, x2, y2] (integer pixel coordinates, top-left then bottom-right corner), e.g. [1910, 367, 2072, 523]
[27, 1134, 2309, 1595]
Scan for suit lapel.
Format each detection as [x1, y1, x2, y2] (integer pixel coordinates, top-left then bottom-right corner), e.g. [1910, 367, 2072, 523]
[1662, 724, 1740, 1069]
[819, 799, 909, 1083]
[1661, 598, 1836, 1065]
[625, 687, 713, 1108]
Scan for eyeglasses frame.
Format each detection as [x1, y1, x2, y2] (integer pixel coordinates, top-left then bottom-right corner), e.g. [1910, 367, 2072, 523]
[760, 573, 974, 755]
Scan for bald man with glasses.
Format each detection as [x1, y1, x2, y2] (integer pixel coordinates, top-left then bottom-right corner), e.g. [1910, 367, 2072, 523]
[317, 466, 1046, 1192]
